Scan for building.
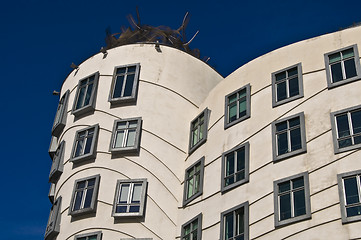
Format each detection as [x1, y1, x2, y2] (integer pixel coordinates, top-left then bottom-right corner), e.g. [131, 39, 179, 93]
[45, 24, 361, 240]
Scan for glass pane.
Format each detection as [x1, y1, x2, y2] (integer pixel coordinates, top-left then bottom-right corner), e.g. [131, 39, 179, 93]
[117, 122, 127, 130]
[192, 129, 198, 146]
[88, 236, 98, 240]
[226, 153, 235, 176]
[132, 184, 142, 202]
[77, 181, 86, 189]
[238, 89, 246, 98]
[84, 136, 93, 154]
[187, 178, 194, 198]
[331, 63, 344, 82]
[336, 114, 350, 137]
[279, 181, 290, 193]
[192, 219, 198, 230]
[289, 77, 299, 97]
[344, 59, 357, 79]
[128, 66, 136, 73]
[339, 138, 352, 148]
[289, 117, 300, 128]
[73, 191, 83, 210]
[116, 205, 127, 213]
[199, 123, 204, 140]
[76, 87, 86, 109]
[123, 74, 135, 97]
[184, 224, 191, 234]
[129, 120, 138, 128]
[290, 128, 302, 151]
[329, 52, 341, 63]
[276, 81, 287, 101]
[351, 110, 361, 134]
[279, 194, 291, 220]
[276, 121, 287, 132]
[78, 237, 86, 240]
[126, 129, 136, 147]
[119, 184, 130, 203]
[236, 208, 244, 235]
[113, 75, 125, 98]
[292, 177, 304, 189]
[114, 130, 125, 148]
[346, 205, 361, 217]
[294, 189, 306, 216]
[354, 135, 361, 145]
[129, 205, 140, 212]
[225, 213, 234, 239]
[194, 173, 200, 193]
[277, 132, 288, 155]
[87, 178, 95, 187]
[344, 177, 360, 205]
[239, 99, 247, 117]
[288, 67, 298, 77]
[225, 176, 234, 186]
[229, 104, 237, 122]
[276, 71, 286, 81]
[84, 83, 93, 106]
[74, 139, 84, 157]
[187, 167, 195, 178]
[228, 93, 237, 104]
[83, 188, 94, 208]
[236, 171, 245, 182]
[117, 67, 126, 74]
[237, 148, 245, 172]
[342, 48, 354, 59]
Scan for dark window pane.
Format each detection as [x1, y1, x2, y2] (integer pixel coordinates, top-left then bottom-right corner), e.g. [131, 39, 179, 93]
[331, 63, 344, 82]
[123, 74, 135, 97]
[289, 117, 300, 127]
[354, 136, 361, 145]
[294, 189, 306, 216]
[83, 188, 94, 208]
[236, 171, 245, 182]
[75, 139, 84, 157]
[116, 67, 126, 74]
[280, 194, 291, 220]
[236, 208, 244, 235]
[346, 205, 361, 217]
[76, 87, 86, 109]
[87, 179, 95, 187]
[225, 213, 234, 238]
[277, 132, 288, 155]
[77, 181, 86, 189]
[336, 114, 350, 137]
[276, 122, 287, 132]
[351, 110, 361, 134]
[237, 148, 245, 171]
[344, 177, 360, 205]
[225, 176, 234, 186]
[128, 66, 136, 73]
[288, 67, 298, 76]
[228, 93, 237, 104]
[289, 77, 299, 97]
[73, 191, 83, 210]
[276, 82, 287, 101]
[239, 98, 247, 118]
[129, 205, 140, 212]
[229, 103, 237, 122]
[84, 136, 93, 154]
[338, 138, 352, 148]
[116, 205, 127, 213]
[290, 128, 302, 151]
[279, 181, 290, 193]
[292, 177, 304, 189]
[113, 75, 125, 98]
[329, 52, 341, 64]
[226, 153, 235, 176]
[235, 236, 244, 240]
[276, 71, 286, 81]
[84, 83, 93, 106]
[344, 59, 357, 79]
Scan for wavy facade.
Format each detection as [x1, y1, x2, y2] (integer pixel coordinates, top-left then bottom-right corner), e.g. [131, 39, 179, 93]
[46, 25, 361, 240]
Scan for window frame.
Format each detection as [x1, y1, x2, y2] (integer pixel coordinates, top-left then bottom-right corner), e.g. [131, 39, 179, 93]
[183, 157, 205, 206]
[337, 169, 361, 224]
[52, 90, 70, 137]
[220, 201, 249, 240]
[273, 172, 311, 227]
[72, 72, 99, 116]
[109, 117, 142, 154]
[108, 63, 141, 105]
[74, 231, 102, 240]
[271, 63, 304, 107]
[49, 141, 65, 183]
[271, 112, 307, 162]
[324, 44, 361, 89]
[224, 84, 251, 129]
[70, 124, 99, 163]
[181, 213, 202, 240]
[189, 108, 209, 154]
[48, 136, 58, 159]
[44, 196, 62, 240]
[330, 104, 361, 154]
[69, 174, 101, 217]
[221, 142, 250, 193]
[48, 183, 55, 204]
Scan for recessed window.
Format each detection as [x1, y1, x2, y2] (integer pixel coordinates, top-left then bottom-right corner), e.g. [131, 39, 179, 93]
[183, 157, 205, 206]
[109, 63, 140, 105]
[224, 84, 251, 129]
[69, 175, 100, 216]
[72, 72, 99, 116]
[112, 179, 147, 218]
[74, 231, 102, 240]
[48, 136, 58, 159]
[337, 169, 361, 224]
[49, 141, 65, 183]
[325, 45, 361, 89]
[274, 172, 311, 227]
[272, 63, 304, 107]
[45, 196, 62, 240]
[70, 124, 99, 163]
[48, 183, 55, 204]
[189, 108, 209, 154]
[52, 90, 69, 136]
[272, 112, 307, 162]
[109, 117, 142, 154]
[221, 142, 249, 193]
[220, 202, 249, 240]
[331, 105, 361, 153]
[181, 213, 202, 240]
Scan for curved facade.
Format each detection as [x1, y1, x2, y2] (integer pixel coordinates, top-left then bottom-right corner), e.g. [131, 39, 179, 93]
[46, 25, 361, 240]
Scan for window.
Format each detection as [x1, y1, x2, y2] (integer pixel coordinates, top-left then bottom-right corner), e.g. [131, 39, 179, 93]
[224, 84, 251, 129]
[274, 172, 311, 227]
[69, 175, 100, 216]
[74, 231, 102, 240]
[44, 196, 62, 240]
[52, 90, 70, 136]
[337, 169, 361, 224]
[49, 141, 65, 183]
[272, 112, 306, 162]
[112, 179, 147, 217]
[331, 105, 361, 153]
[109, 117, 142, 154]
[70, 124, 99, 163]
[72, 72, 99, 116]
[109, 63, 140, 104]
[220, 202, 249, 240]
[183, 157, 205, 206]
[189, 108, 209, 154]
[272, 63, 304, 107]
[325, 45, 361, 88]
[221, 142, 249, 193]
[120, 239, 152, 240]
[48, 183, 55, 204]
[181, 213, 202, 240]
[48, 136, 58, 159]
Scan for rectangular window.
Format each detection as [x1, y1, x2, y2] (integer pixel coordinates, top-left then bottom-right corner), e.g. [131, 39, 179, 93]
[224, 84, 251, 129]
[74, 231, 102, 240]
[48, 183, 55, 204]
[272, 112, 307, 162]
[189, 108, 209, 154]
[49, 141, 65, 183]
[325, 45, 361, 88]
[221, 142, 249, 193]
[183, 157, 205, 206]
[52, 90, 70, 136]
[274, 172, 311, 227]
[69, 175, 100, 216]
[48, 136, 58, 159]
[337, 169, 361, 224]
[72, 72, 99, 116]
[109, 117, 142, 154]
[45, 196, 62, 240]
[109, 63, 140, 104]
[112, 179, 147, 218]
[70, 124, 99, 163]
[331, 105, 361, 153]
[272, 63, 304, 107]
[220, 202, 249, 240]
[181, 213, 202, 240]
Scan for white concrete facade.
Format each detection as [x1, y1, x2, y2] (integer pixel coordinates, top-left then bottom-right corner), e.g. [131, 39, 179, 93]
[46, 25, 361, 240]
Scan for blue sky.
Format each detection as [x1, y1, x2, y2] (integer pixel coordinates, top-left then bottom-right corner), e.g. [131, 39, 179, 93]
[0, 0, 360, 239]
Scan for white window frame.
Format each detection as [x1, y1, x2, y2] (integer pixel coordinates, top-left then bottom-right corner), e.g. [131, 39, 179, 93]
[72, 72, 99, 116]
[70, 124, 99, 163]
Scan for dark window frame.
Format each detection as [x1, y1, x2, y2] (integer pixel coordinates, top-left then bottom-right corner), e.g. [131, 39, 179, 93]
[181, 213, 202, 240]
[183, 157, 205, 206]
[48, 183, 55, 204]
[44, 196, 62, 240]
[70, 124, 99, 163]
[189, 108, 209, 154]
[220, 201, 249, 240]
[52, 90, 70, 136]
[49, 141, 65, 183]
[72, 72, 99, 116]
